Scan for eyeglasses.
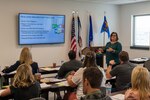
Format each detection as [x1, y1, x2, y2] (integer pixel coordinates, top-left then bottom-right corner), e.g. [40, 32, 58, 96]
[111, 35, 116, 36]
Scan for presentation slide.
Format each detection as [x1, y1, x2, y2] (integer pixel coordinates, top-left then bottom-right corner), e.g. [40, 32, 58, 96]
[19, 13, 65, 44]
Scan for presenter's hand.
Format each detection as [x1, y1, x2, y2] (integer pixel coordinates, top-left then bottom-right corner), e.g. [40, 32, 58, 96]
[109, 60, 115, 65]
[107, 47, 114, 52]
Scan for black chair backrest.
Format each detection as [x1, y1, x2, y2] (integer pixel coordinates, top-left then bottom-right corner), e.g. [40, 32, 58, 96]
[143, 60, 150, 71]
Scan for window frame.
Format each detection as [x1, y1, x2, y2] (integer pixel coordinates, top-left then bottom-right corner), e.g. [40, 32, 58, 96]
[130, 14, 150, 50]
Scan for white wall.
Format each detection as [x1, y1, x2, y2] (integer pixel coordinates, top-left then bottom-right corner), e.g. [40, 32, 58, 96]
[119, 1, 150, 59]
[0, 0, 119, 68]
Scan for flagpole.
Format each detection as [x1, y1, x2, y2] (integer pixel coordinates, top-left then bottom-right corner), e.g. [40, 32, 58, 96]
[103, 32, 105, 46]
[149, 32, 150, 51]
[103, 11, 106, 46]
[77, 12, 83, 59]
[71, 10, 77, 52]
[72, 11, 75, 16]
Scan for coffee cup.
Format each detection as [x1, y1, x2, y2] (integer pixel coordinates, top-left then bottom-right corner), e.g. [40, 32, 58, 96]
[34, 73, 41, 81]
[53, 63, 56, 68]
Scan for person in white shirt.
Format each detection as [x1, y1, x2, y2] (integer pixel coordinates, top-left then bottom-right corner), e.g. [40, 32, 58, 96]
[67, 51, 106, 100]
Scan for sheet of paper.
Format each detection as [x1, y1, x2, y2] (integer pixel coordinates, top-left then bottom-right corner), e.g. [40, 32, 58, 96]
[0, 71, 16, 76]
[110, 94, 124, 100]
[40, 67, 60, 71]
[55, 81, 69, 86]
[40, 78, 66, 83]
[49, 78, 66, 82]
[40, 83, 51, 89]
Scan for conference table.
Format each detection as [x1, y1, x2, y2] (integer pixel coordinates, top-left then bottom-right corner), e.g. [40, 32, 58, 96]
[0, 66, 68, 100]
[0, 65, 60, 77]
[0, 74, 117, 100]
[0, 66, 117, 100]
[110, 90, 125, 100]
[129, 57, 149, 64]
[40, 80, 74, 100]
[0, 80, 124, 100]
[0, 66, 60, 86]
[0, 79, 73, 100]
[39, 66, 60, 74]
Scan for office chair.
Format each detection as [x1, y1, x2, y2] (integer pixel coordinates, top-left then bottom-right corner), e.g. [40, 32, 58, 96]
[143, 60, 150, 71]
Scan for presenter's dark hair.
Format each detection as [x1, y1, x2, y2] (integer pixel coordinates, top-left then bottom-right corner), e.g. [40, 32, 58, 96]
[110, 32, 119, 41]
[119, 51, 129, 62]
[83, 67, 103, 88]
[68, 50, 76, 60]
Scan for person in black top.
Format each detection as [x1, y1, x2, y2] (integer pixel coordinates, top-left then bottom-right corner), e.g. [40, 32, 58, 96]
[56, 50, 82, 100]
[2, 47, 39, 74]
[81, 67, 111, 100]
[106, 51, 136, 91]
[0, 64, 41, 100]
[57, 50, 82, 79]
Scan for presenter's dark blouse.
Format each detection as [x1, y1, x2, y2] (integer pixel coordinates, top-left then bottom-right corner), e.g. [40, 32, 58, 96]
[2, 61, 39, 74]
[104, 41, 122, 66]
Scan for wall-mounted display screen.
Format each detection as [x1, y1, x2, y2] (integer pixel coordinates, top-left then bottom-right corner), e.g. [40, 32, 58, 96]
[18, 13, 65, 45]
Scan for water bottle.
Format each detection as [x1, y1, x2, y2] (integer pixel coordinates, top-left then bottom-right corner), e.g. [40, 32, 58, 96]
[105, 82, 112, 95]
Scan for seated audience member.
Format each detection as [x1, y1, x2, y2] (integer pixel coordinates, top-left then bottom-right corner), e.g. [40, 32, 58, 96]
[81, 67, 112, 100]
[0, 64, 41, 100]
[2, 47, 39, 74]
[57, 50, 82, 79]
[106, 51, 136, 91]
[125, 66, 150, 100]
[67, 51, 106, 100]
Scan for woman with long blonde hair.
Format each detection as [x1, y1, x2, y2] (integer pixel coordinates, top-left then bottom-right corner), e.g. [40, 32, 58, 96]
[125, 66, 150, 100]
[2, 47, 39, 74]
[0, 64, 41, 100]
[19, 47, 33, 64]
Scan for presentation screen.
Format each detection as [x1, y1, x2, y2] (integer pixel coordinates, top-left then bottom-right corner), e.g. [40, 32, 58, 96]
[18, 13, 65, 45]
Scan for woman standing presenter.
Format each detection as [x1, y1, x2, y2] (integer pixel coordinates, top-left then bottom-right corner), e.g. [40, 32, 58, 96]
[99, 32, 122, 67]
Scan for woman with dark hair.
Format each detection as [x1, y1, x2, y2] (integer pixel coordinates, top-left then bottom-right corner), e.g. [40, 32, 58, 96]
[66, 51, 106, 100]
[99, 32, 122, 66]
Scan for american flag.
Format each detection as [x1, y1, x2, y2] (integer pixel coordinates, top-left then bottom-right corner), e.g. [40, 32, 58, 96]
[77, 15, 82, 48]
[71, 15, 77, 52]
[77, 15, 82, 57]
